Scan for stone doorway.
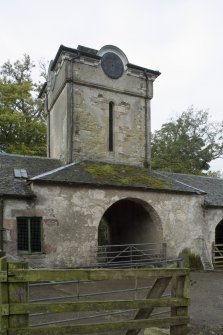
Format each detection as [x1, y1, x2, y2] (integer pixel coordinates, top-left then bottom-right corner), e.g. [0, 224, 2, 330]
[213, 219, 223, 268]
[215, 219, 223, 244]
[98, 198, 163, 246]
[97, 198, 164, 267]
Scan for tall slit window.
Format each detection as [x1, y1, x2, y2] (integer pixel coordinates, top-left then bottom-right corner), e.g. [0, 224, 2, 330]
[109, 102, 114, 151]
[17, 217, 42, 253]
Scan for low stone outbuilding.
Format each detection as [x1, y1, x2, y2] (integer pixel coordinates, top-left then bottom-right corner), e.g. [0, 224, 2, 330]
[1, 44, 223, 268]
[1, 154, 223, 268]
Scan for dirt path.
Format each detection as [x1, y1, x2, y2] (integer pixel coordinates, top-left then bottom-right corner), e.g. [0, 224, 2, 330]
[188, 270, 223, 334]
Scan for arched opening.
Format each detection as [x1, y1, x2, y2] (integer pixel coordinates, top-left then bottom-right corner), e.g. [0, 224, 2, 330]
[215, 220, 223, 244]
[214, 220, 223, 266]
[98, 198, 163, 266]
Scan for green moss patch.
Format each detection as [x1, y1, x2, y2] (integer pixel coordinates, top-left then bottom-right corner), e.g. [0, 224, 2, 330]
[80, 162, 173, 190]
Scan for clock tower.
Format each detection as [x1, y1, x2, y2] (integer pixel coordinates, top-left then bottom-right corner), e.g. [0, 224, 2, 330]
[45, 44, 160, 167]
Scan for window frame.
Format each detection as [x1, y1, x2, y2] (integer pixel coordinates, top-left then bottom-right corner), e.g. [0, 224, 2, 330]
[17, 217, 43, 254]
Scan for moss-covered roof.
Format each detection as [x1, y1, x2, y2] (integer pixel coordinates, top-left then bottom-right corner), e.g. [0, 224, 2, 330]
[2, 155, 215, 200]
[30, 160, 203, 194]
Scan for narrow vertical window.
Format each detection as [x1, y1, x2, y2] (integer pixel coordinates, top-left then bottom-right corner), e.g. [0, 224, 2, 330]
[109, 102, 114, 151]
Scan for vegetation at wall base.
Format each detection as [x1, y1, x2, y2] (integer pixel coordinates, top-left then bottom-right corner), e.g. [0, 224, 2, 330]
[179, 248, 203, 270]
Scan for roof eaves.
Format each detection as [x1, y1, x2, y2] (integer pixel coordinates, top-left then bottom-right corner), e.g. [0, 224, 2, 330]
[50, 45, 101, 71]
[0, 192, 35, 200]
[29, 177, 205, 195]
[203, 203, 223, 209]
[127, 63, 161, 77]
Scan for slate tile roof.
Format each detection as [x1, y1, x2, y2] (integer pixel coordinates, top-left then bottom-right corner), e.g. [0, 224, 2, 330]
[1, 154, 222, 207]
[30, 160, 205, 195]
[156, 171, 223, 207]
[0, 153, 61, 198]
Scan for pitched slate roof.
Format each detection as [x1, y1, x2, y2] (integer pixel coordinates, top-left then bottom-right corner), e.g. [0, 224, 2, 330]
[1, 154, 222, 206]
[0, 153, 61, 198]
[30, 160, 204, 195]
[157, 171, 223, 208]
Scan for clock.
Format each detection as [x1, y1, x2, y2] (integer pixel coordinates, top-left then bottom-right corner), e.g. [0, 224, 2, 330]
[101, 52, 124, 79]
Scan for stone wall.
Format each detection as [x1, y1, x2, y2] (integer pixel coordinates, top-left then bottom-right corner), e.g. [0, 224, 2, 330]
[49, 86, 68, 162]
[47, 55, 154, 166]
[3, 183, 212, 268]
[72, 86, 146, 165]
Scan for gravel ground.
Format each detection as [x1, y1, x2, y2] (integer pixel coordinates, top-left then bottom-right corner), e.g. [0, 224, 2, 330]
[188, 270, 223, 335]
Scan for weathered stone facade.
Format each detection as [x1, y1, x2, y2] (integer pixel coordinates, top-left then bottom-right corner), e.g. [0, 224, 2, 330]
[1, 44, 223, 269]
[3, 182, 210, 268]
[47, 45, 159, 167]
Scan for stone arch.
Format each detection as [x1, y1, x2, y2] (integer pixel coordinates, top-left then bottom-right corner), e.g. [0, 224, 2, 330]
[98, 197, 163, 246]
[215, 219, 223, 244]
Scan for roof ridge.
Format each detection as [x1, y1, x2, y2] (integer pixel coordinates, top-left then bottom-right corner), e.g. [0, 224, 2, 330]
[30, 161, 78, 180]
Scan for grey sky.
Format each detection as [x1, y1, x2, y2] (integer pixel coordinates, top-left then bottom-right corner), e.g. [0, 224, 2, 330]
[1, 0, 223, 172]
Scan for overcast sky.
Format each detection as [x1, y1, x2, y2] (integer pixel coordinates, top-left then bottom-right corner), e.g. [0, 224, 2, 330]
[1, 0, 223, 172]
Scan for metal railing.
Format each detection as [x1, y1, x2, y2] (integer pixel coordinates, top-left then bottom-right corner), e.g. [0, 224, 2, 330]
[213, 243, 223, 268]
[96, 242, 169, 268]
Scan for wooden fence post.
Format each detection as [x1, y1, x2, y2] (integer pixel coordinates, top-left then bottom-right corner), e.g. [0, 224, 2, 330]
[126, 276, 171, 335]
[0, 256, 8, 335]
[8, 262, 29, 330]
[170, 274, 189, 335]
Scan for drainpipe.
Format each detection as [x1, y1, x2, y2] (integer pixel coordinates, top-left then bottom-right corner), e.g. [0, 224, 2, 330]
[144, 70, 151, 169]
[0, 198, 4, 252]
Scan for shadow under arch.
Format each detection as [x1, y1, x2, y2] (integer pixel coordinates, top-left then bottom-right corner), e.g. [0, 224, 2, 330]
[215, 219, 223, 244]
[98, 197, 163, 246]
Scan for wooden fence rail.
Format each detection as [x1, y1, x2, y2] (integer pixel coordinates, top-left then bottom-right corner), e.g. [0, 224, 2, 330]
[0, 256, 190, 335]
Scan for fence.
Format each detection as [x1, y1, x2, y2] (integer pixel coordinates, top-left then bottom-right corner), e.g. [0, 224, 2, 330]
[212, 243, 223, 268]
[0, 255, 190, 335]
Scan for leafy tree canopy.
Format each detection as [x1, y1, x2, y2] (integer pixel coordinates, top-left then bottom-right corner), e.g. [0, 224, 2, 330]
[151, 107, 223, 175]
[0, 55, 47, 156]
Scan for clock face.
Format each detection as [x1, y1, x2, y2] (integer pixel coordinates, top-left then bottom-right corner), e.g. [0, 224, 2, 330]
[101, 52, 124, 79]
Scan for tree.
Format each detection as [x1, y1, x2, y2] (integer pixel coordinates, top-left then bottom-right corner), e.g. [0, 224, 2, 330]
[0, 55, 47, 156]
[151, 107, 223, 175]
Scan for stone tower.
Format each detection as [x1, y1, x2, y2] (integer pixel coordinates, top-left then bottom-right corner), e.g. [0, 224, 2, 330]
[45, 45, 160, 167]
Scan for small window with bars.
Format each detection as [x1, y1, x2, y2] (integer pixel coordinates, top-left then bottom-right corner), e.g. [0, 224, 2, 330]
[17, 217, 42, 253]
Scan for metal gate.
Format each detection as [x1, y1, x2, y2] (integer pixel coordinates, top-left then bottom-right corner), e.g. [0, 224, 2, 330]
[212, 243, 223, 268]
[95, 242, 177, 268]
